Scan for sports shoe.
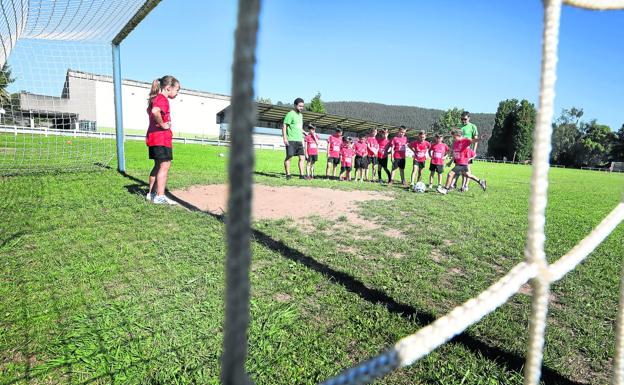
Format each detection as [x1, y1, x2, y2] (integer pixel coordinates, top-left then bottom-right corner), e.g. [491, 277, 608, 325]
[285, 174, 292, 180]
[459, 186, 469, 192]
[145, 192, 155, 201]
[299, 175, 305, 180]
[436, 186, 448, 195]
[479, 179, 487, 191]
[153, 195, 178, 205]
[428, 184, 433, 189]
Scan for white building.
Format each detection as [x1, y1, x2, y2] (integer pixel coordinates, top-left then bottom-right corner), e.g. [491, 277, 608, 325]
[19, 70, 231, 137]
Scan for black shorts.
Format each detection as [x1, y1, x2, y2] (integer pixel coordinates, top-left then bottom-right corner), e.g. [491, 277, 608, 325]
[367, 156, 378, 165]
[328, 156, 340, 165]
[452, 165, 469, 174]
[414, 160, 426, 169]
[286, 142, 304, 158]
[392, 158, 406, 170]
[429, 164, 444, 174]
[148, 146, 173, 161]
[341, 166, 352, 172]
[355, 156, 368, 169]
[307, 154, 318, 163]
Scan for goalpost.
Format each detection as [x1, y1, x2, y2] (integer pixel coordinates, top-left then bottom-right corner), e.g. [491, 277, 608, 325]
[0, 0, 159, 175]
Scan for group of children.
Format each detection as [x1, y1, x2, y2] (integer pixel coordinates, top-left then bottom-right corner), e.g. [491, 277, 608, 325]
[301, 125, 487, 193]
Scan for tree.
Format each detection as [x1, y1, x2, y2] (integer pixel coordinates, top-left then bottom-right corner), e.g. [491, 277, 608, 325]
[0, 63, 16, 106]
[307, 92, 325, 113]
[610, 123, 624, 161]
[574, 120, 615, 167]
[488, 99, 518, 159]
[551, 108, 583, 166]
[255, 96, 272, 104]
[487, 99, 536, 161]
[431, 107, 463, 136]
[511, 100, 536, 161]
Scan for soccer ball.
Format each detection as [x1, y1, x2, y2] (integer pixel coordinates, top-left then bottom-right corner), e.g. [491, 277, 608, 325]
[412, 181, 426, 193]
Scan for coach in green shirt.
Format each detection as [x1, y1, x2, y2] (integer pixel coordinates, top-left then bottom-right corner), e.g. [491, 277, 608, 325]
[282, 97, 305, 180]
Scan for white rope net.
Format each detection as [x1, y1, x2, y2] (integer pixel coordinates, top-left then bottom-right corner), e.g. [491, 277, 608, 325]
[377, 1, 624, 384]
[0, 0, 148, 175]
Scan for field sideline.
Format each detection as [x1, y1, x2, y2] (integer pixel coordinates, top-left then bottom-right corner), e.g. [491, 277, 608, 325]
[2, 140, 624, 384]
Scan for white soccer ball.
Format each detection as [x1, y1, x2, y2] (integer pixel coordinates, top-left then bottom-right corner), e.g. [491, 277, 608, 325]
[413, 181, 426, 193]
[219, 153, 225, 157]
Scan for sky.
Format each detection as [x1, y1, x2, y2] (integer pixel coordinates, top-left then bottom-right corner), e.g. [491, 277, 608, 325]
[16, 0, 624, 130]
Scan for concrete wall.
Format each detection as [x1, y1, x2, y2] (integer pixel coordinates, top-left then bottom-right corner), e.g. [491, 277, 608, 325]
[93, 77, 230, 136]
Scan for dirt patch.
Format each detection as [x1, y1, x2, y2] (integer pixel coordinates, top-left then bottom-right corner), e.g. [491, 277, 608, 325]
[430, 247, 444, 263]
[274, 293, 292, 303]
[518, 283, 560, 304]
[383, 229, 404, 239]
[171, 184, 392, 229]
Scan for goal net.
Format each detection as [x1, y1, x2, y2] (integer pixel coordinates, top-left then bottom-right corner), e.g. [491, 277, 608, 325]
[0, 0, 148, 175]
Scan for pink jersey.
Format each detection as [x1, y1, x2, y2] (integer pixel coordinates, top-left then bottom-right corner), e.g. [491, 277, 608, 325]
[391, 136, 408, 159]
[146, 94, 173, 148]
[430, 142, 449, 165]
[354, 141, 368, 157]
[366, 136, 379, 157]
[341, 147, 355, 167]
[453, 138, 472, 166]
[304, 133, 320, 156]
[327, 134, 343, 158]
[410, 140, 431, 162]
[376, 137, 390, 159]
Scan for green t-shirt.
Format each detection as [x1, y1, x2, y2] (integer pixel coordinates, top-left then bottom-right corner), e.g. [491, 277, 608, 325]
[283, 110, 303, 142]
[461, 122, 478, 139]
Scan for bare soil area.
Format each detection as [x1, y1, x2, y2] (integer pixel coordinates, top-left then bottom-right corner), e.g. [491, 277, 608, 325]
[171, 184, 392, 228]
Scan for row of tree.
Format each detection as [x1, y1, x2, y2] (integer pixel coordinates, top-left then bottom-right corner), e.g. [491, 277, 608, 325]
[296, 92, 624, 167]
[550, 108, 624, 167]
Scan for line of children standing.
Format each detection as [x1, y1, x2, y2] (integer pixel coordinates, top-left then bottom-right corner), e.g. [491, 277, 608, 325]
[303, 124, 486, 192]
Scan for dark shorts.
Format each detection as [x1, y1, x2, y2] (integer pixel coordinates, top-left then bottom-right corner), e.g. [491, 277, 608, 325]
[285, 142, 304, 158]
[328, 156, 340, 165]
[307, 154, 318, 163]
[367, 156, 378, 165]
[392, 158, 406, 170]
[378, 157, 388, 167]
[341, 166, 352, 172]
[148, 146, 173, 161]
[355, 156, 368, 169]
[414, 160, 426, 169]
[429, 163, 444, 174]
[452, 164, 469, 174]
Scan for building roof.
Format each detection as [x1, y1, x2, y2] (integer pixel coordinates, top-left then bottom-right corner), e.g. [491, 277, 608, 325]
[220, 103, 401, 134]
[67, 70, 230, 101]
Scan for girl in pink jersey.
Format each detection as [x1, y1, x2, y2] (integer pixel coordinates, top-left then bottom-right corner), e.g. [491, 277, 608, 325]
[408, 130, 431, 186]
[339, 137, 355, 181]
[325, 127, 343, 180]
[389, 126, 408, 187]
[146, 75, 180, 205]
[304, 124, 320, 180]
[354, 135, 369, 182]
[365, 127, 379, 182]
[376, 128, 391, 183]
[428, 133, 449, 188]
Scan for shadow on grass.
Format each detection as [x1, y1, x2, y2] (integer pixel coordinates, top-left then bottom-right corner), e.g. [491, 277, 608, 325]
[116, 170, 584, 385]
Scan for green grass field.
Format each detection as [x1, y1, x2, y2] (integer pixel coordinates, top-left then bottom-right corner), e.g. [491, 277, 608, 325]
[2, 139, 623, 384]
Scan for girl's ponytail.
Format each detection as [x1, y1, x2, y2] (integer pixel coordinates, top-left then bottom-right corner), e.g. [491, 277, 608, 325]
[148, 78, 161, 106]
[147, 76, 179, 106]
